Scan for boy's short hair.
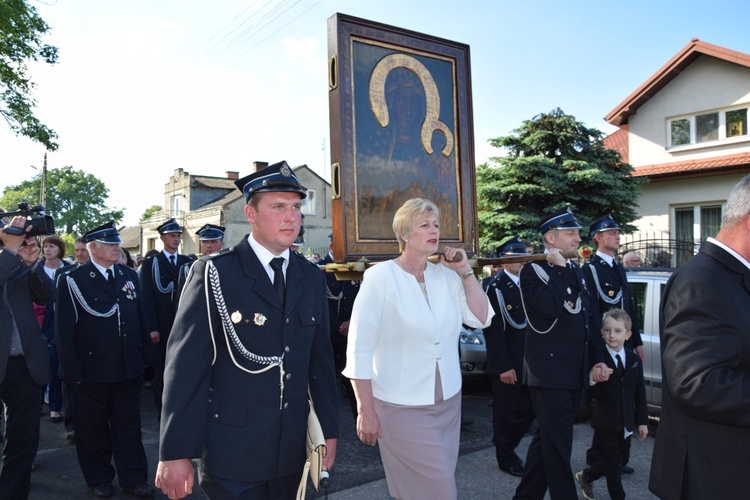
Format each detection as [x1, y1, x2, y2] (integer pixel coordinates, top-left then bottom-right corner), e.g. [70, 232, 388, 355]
[602, 308, 632, 332]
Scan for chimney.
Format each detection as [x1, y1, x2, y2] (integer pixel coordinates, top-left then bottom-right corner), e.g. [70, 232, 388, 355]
[253, 161, 268, 172]
[225, 171, 239, 180]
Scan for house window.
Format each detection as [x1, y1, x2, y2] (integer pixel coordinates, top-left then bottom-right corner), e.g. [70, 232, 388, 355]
[700, 205, 721, 241]
[670, 119, 690, 146]
[696, 112, 718, 143]
[170, 194, 184, 218]
[673, 204, 723, 264]
[726, 109, 747, 137]
[667, 104, 749, 148]
[301, 189, 316, 216]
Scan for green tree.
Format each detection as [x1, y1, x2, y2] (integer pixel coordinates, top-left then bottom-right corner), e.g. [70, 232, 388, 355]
[141, 205, 162, 221]
[0, 166, 124, 235]
[0, 0, 59, 150]
[477, 108, 645, 255]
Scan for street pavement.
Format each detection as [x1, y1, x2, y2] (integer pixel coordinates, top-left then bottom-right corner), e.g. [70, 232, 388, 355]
[28, 379, 659, 499]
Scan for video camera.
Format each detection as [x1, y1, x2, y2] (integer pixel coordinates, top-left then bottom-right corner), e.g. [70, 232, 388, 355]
[0, 202, 56, 237]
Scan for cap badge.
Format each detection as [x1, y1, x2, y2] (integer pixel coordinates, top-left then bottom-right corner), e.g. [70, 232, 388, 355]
[279, 164, 292, 177]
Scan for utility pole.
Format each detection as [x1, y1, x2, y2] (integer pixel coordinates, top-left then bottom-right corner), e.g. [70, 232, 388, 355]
[40, 153, 47, 206]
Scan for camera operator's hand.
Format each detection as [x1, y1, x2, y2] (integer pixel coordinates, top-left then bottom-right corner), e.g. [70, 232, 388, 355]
[18, 236, 41, 266]
[0, 216, 31, 254]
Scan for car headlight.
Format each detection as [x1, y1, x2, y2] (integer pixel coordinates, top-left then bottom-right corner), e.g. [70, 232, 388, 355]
[459, 329, 483, 345]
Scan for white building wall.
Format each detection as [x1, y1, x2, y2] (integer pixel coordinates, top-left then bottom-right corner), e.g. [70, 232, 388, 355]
[630, 173, 746, 237]
[628, 56, 750, 167]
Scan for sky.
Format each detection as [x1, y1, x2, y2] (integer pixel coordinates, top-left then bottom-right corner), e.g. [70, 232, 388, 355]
[3, 0, 750, 226]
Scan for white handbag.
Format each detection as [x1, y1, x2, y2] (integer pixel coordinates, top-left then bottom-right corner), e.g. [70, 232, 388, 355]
[296, 393, 327, 499]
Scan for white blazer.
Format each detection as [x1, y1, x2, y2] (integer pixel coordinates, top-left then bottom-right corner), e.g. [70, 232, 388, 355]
[342, 260, 493, 405]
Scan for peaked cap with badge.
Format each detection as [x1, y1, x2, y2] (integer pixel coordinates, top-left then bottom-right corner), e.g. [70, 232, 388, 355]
[588, 213, 621, 239]
[83, 221, 122, 244]
[234, 161, 307, 203]
[197, 224, 225, 241]
[538, 206, 582, 234]
[496, 236, 528, 257]
[156, 218, 183, 235]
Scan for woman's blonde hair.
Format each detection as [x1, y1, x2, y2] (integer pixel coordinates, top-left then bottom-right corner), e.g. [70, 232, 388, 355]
[392, 198, 439, 251]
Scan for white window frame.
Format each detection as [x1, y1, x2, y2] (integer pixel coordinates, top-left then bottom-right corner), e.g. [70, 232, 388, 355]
[301, 189, 316, 216]
[666, 103, 750, 151]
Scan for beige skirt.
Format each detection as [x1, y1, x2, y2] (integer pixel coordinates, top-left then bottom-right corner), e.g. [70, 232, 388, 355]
[373, 368, 461, 500]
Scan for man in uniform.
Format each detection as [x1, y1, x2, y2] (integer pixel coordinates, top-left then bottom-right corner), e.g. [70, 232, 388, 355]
[55, 222, 154, 498]
[582, 214, 643, 360]
[175, 224, 225, 301]
[318, 234, 360, 419]
[0, 218, 54, 499]
[155, 161, 339, 499]
[73, 236, 89, 265]
[513, 206, 606, 500]
[580, 214, 643, 477]
[139, 218, 190, 418]
[484, 236, 535, 477]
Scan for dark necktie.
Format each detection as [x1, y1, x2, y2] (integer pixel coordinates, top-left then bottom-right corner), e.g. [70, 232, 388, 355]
[615, 353, 624, 378]
[169, 255, 176, 267]
[106, 268, 115, 288]
[270, 257, 286, 307]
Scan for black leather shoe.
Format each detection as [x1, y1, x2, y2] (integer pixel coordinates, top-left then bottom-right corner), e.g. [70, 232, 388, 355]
[500, 463, 525, 477]
[622, 465, 635, 474]
[93, 482, 113, 498]
[122, 483, 155, 497]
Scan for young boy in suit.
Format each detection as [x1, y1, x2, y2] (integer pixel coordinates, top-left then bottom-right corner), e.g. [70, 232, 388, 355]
[576, 309, 648, 500]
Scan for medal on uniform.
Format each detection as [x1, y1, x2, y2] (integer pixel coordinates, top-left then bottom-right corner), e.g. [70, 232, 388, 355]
[506, 304, 512, 310]
[608, 290, 614, 297]
[253, 313, 267, 326]
[231, 311, 242, 324]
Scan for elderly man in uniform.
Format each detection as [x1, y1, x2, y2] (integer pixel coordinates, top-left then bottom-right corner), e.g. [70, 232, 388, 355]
[156, 161, 339, 500]
[485, 236, 535, 478]
[55, 222, 154, 498]
[140, 218, 191, 419]
[513, 207, 606, 500]
[175, 224, 225, 301]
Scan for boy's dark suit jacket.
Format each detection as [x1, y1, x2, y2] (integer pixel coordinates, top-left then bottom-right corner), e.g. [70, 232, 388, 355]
[650, 241, 750, 500]
[589, 347, 648, 433]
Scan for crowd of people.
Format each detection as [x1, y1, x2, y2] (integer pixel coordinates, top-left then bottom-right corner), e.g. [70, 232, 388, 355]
[1, 172, 749, 500]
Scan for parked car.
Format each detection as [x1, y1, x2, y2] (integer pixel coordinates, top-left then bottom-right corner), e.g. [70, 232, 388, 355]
[626, 267, 673, 417]
[459, 325, 487, 379]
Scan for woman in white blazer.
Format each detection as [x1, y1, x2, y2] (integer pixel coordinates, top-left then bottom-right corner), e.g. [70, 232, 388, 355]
[343, 198, 493, 500]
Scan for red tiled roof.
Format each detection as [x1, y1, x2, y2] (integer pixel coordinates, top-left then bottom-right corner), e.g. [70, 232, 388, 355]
[606, 39, 750, 127]
[603, 127, 629, 164]
[632, 152, 750, 180]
